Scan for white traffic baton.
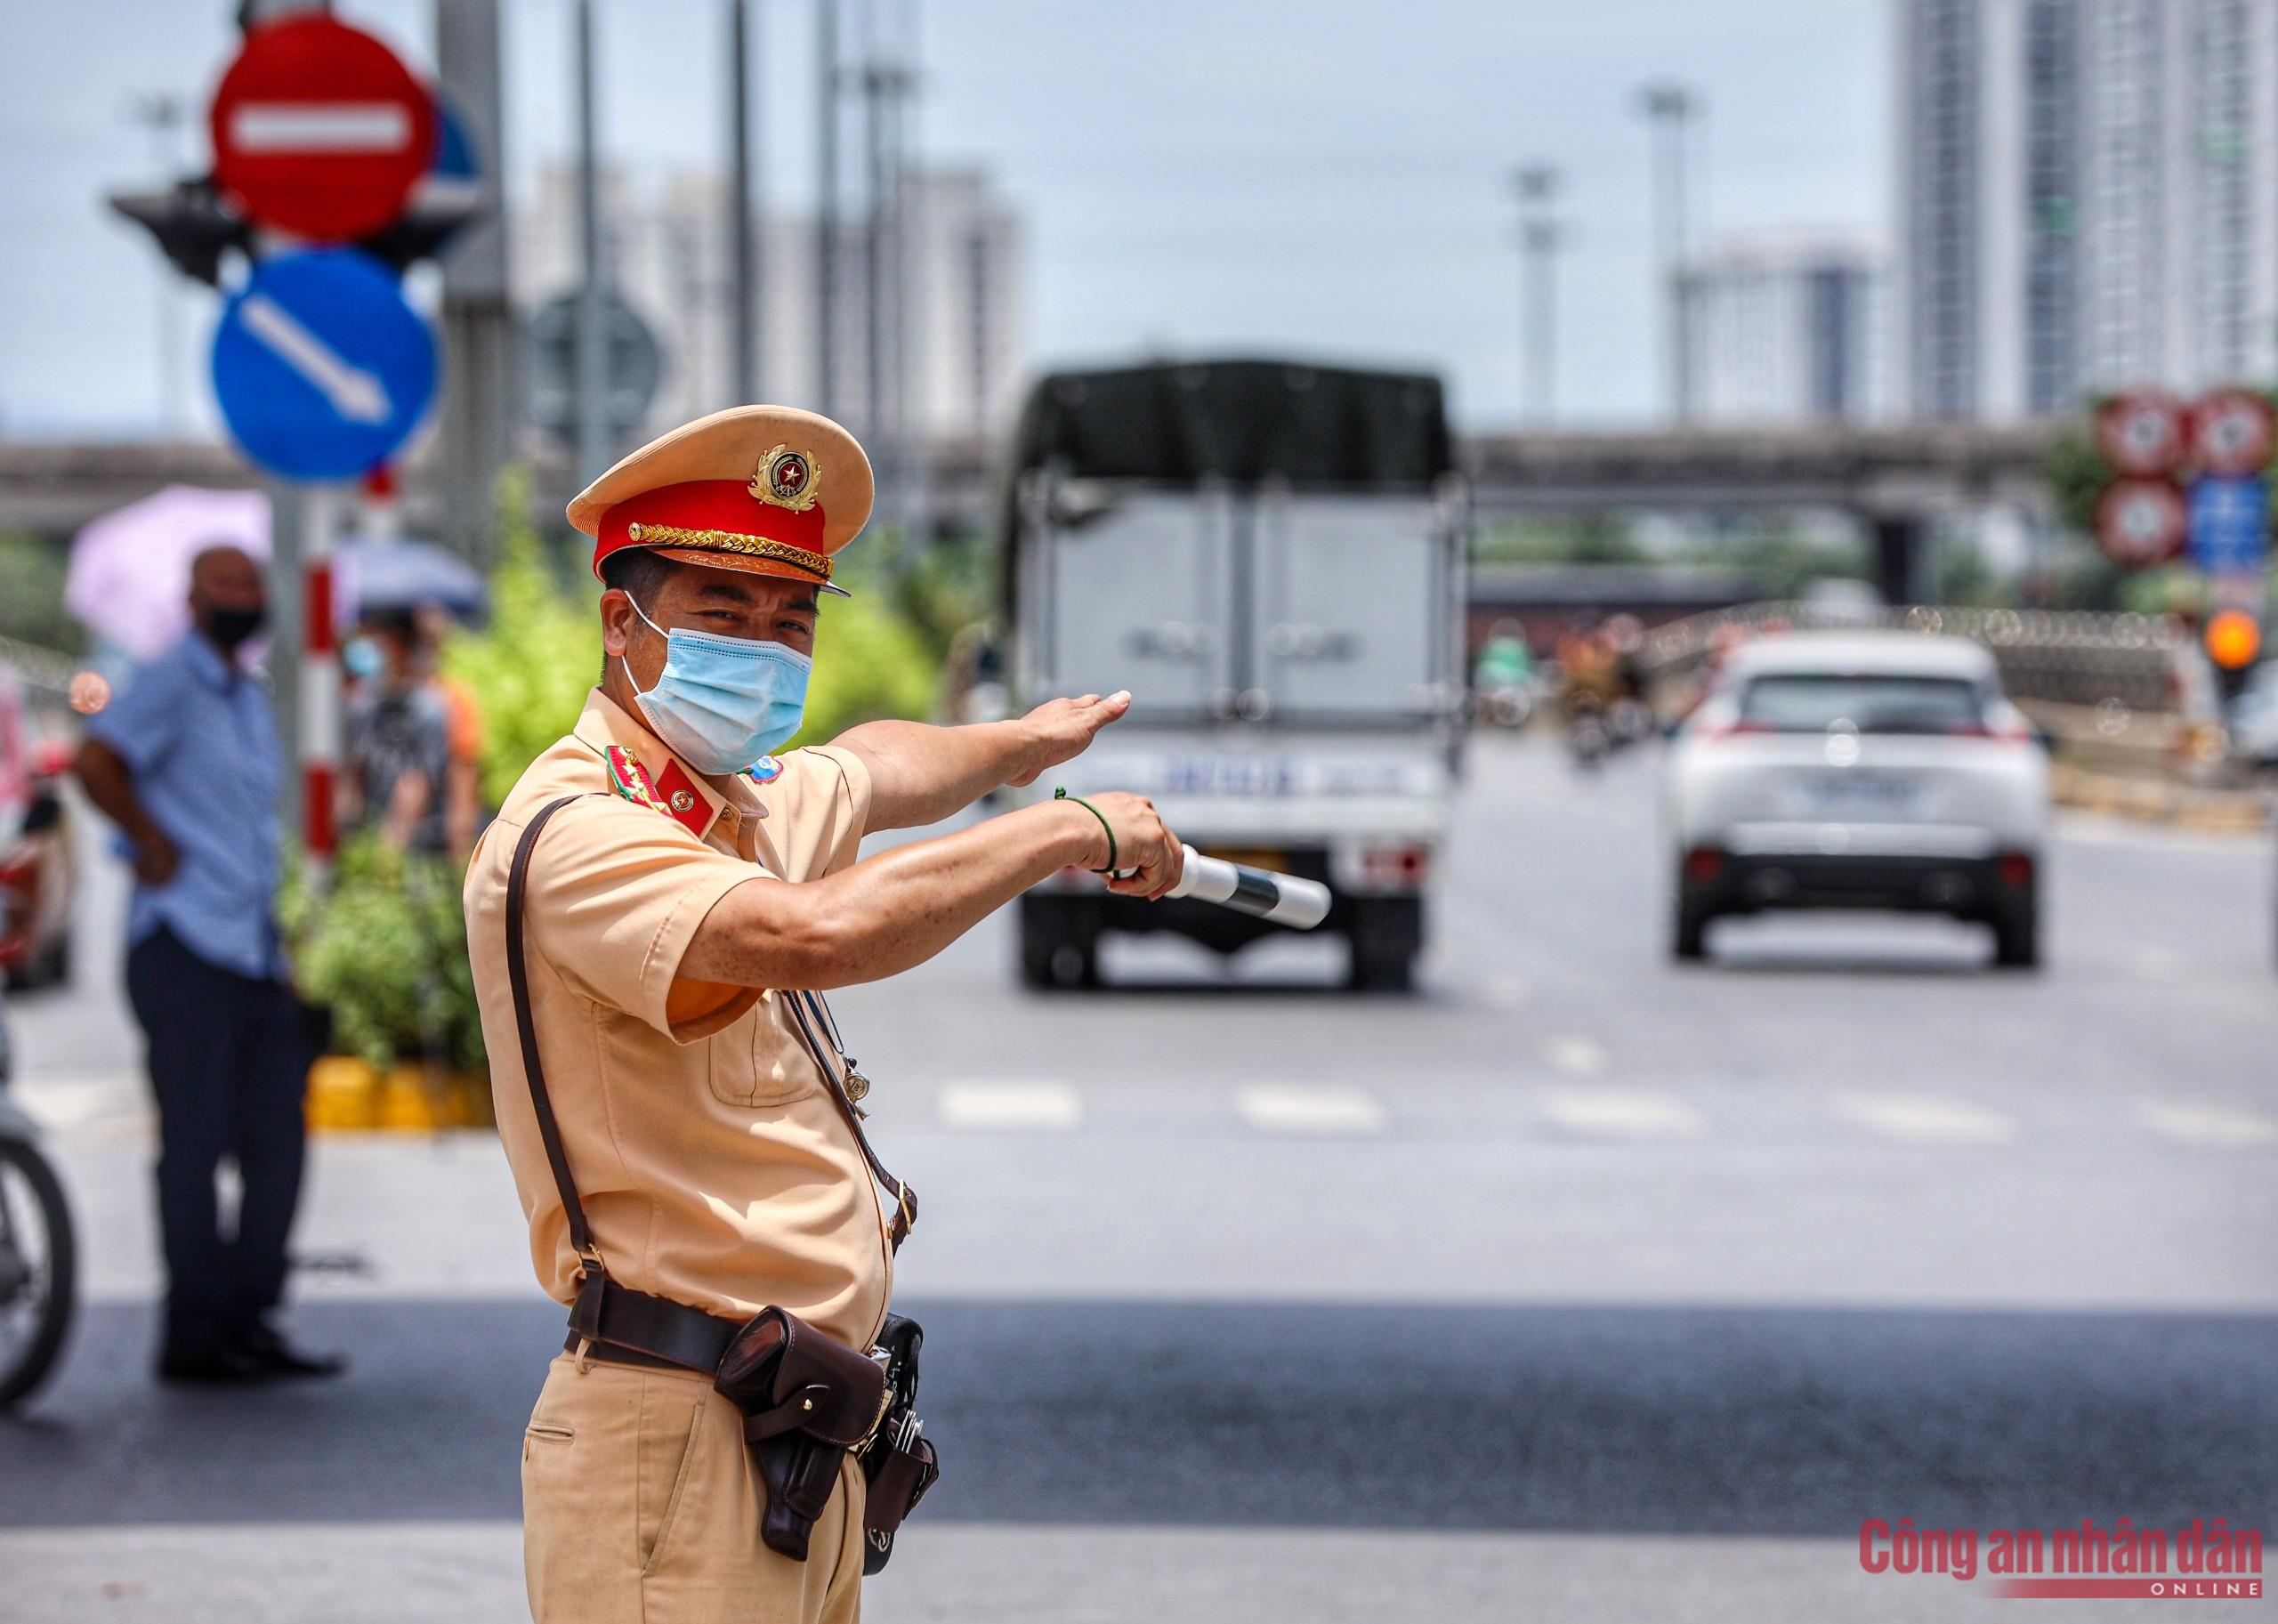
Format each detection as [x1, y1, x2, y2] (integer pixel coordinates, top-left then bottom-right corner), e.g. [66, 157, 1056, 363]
[1162, 844, 1332, 930]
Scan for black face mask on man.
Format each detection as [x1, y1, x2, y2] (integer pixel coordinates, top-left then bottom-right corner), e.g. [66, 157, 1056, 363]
[200, 603, 267, 650]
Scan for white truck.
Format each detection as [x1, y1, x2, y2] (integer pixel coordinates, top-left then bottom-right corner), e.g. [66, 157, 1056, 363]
[1000, 360, 1467, 990]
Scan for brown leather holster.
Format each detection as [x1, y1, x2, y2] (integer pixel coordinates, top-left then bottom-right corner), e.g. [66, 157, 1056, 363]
[714, 1306, 890, 1562]
[506, 796, 940, 1573]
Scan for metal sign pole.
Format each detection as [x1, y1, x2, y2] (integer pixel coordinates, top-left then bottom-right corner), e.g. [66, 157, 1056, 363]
[302, 482, 341, 879]
[574, 0, 609, 481]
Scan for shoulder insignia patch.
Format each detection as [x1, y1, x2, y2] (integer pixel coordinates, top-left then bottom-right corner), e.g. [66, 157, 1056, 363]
[604, 745, 669, 815]
[746, 755, 786, 785]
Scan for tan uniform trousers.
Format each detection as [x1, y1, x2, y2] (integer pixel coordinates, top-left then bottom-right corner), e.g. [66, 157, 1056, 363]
[521, 1353, 866, 1624]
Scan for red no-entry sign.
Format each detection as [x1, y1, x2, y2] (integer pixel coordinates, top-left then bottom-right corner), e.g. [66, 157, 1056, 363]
[209, 15, 436, 243]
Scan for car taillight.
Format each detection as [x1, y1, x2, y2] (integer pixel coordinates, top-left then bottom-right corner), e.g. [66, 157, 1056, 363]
[1949, 720, 2032, 744]
[1684, 846, 1724, 884]
[1997, 852, 2034, 890]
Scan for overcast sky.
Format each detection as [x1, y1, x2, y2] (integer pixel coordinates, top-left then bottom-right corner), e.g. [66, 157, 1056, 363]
[0, 0, 1886, 438]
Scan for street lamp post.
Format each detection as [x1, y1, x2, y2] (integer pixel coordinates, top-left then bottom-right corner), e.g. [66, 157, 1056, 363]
[1512, 164, 1561, 428]
[1635, 80, 1701, 425]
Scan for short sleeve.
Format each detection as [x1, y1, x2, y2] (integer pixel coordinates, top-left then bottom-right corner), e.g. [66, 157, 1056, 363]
[758, 745, 874, 882]
[521, 797, 764, 1041]
[87, 655, 186, 776]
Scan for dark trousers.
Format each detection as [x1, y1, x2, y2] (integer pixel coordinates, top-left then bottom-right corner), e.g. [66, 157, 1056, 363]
[124, 925, 311, 1353]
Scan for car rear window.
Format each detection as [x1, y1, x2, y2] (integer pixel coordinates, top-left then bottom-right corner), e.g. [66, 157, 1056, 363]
[1738, 674, 1986, 734]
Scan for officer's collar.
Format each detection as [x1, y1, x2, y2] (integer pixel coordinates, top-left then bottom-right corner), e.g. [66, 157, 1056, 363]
[573, 688, 766, 835]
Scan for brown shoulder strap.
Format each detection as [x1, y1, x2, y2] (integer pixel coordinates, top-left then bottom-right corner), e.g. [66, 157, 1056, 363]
[505, 796, 595, 1263]
[505, 791, 915, 1257]
[784, 988, 917, 1250]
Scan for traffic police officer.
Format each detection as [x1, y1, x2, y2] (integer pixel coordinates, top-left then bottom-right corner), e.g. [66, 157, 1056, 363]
[463, 405, 1183, 1623]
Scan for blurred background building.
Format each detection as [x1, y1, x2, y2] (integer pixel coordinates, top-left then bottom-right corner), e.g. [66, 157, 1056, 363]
[513, 160, 1025, 442]
[1895, 0, 2278, 422]
[1677, 232, 1882, 424]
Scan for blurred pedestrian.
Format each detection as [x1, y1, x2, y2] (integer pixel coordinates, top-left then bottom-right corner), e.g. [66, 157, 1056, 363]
[73, 545, 343, 1385]
[343, 610, 452, 855]
[418, 604, 489, 860]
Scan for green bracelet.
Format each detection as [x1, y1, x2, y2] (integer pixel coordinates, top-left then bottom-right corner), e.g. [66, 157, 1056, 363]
[1054, 787, 1117, 874]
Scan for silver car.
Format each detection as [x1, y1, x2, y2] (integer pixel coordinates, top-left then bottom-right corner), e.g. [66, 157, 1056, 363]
[1663, 632, 2048, 966]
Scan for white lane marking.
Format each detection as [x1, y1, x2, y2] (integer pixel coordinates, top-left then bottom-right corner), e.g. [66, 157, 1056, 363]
[938, 1082, 1082, 1132]
[1837, 1094, 2016, 1145]
[1541, 1034, 1609, 1077]
[2137, 1099, 2278, 1150]
[2128, 947, 2189, 983]
[1477, 974, 1532, 1010]
[239, 293, 392, 424]
[1236, 1086, 1386, 1136]
[1536, 1089, 1706, 1140]
[230, 103, 415, 153]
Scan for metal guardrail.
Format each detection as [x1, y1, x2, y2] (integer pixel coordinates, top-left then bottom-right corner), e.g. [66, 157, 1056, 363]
[1637, 603, 2193, 715]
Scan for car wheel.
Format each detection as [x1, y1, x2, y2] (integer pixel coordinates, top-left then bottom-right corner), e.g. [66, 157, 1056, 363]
[1991, 909, 2040, 970]
[1672, 890, 1711, 962]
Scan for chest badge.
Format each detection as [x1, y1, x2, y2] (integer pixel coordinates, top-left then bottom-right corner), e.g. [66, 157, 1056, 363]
[747, 755, 786, 785]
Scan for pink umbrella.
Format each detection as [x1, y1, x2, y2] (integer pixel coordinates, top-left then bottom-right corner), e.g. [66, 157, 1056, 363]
[67, 485, 272, 664]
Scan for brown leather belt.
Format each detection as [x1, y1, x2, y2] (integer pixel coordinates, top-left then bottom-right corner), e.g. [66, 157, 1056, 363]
[566, 1332, 704, 1373]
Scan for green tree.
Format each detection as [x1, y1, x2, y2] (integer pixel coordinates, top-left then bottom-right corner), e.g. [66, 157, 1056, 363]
[440, 470, 600, 809]
[0, 530, 84, 654]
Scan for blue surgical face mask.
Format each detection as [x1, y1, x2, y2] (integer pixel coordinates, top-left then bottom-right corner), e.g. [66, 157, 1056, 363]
[621, 599, 812, 773]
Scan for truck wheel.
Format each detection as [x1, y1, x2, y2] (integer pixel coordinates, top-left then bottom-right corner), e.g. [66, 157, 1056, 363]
[1347, 934, 1415, 993]
[1018, 903, 1098, 991]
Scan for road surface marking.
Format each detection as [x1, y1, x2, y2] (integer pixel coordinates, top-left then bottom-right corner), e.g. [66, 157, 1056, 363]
[1477, 974, 1532, 1010]
[938, 1082, 1082, 1132]
[1541, 1034, 1609, 1077]
[239, 293, 393, 423]
[1536, 1089, 1706, 1140]
[1837, 1094, 2016, 1145]
[2128, 948, 2189, 983]
[2137, 1099, 2278, 1150]
[1236, 1086, 1386, 1136]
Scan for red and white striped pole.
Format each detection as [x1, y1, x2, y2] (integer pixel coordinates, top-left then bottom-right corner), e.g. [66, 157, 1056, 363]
[301, 482, 340, 877]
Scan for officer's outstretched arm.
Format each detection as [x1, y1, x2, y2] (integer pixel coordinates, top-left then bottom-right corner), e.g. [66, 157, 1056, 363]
[833, 691, 1131, 834]
[679, 790, 1181, 989]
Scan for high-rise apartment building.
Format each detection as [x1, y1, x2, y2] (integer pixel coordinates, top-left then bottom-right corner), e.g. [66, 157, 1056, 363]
[1679, 234, 1881, 424]
[1894, 0, 2278, 421]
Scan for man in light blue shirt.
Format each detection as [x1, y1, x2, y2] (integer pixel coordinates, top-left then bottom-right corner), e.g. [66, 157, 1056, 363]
[76, 545, 341, 1384]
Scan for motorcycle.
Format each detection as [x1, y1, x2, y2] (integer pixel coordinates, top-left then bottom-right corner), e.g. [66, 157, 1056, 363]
[0, 1001, 75, 1407]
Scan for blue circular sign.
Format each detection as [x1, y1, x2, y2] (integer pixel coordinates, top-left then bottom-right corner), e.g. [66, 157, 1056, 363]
[211, 248, 437, 481]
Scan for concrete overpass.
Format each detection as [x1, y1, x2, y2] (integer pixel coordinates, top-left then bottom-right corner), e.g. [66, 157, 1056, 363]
[0, 422, 2058, 602]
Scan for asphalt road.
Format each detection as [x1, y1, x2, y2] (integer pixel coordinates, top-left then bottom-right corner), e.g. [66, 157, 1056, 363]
[4, 735, 2274, 1622]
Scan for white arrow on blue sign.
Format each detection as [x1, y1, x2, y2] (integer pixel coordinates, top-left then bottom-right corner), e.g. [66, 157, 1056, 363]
[211, 247, 437, 481]
[2187, 475, 2270, 576]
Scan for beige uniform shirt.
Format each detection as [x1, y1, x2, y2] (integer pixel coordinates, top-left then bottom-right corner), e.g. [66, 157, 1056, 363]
[464, 690, 892, 1350]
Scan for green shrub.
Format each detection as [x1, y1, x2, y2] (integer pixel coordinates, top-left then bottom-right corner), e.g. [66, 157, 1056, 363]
[279, 836, 481, 1073]
[793, 552, 941, 747]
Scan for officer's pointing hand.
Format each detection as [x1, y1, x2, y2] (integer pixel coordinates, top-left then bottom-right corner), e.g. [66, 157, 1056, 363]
[1004, 691, 1132, 787]
[1076, 790, 1184, 901]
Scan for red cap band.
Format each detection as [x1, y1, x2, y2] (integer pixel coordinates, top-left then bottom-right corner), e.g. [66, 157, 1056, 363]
[592, 480, 831, 580]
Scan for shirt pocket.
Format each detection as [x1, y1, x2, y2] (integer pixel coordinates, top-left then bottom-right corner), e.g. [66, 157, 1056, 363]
[707, 992, 820, 1110]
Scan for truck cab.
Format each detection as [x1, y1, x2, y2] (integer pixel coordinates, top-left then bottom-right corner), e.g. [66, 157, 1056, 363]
[1000, 360, 1466, 990]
